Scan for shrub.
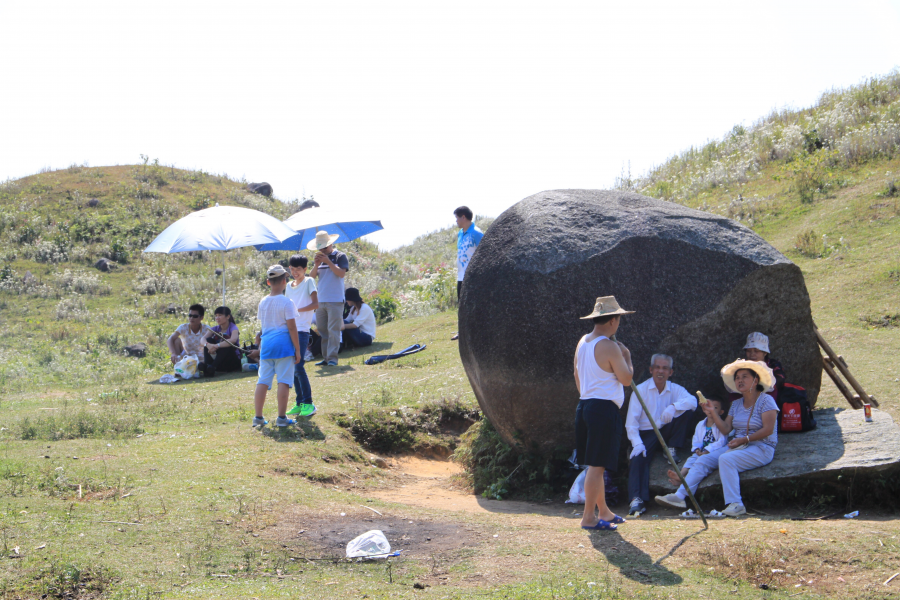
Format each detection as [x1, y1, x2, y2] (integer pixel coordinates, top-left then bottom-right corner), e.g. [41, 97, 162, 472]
[794, 229, 824, 257]
[55, 296, 90, 321]
[59, 269, 106, 295]
[133, 266, 180, 295]
[369, 290, 400, 323]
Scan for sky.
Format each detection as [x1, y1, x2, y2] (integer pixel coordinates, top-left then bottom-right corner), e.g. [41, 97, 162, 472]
[2, 1, 899, 249]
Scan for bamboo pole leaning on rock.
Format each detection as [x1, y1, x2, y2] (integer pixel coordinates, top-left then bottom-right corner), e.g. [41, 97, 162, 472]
[815, 326, 879, 408]
[822, 356, 862, 409]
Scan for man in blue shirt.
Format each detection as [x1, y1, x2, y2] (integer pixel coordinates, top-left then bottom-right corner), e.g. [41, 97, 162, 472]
[455, 206, 483, 302]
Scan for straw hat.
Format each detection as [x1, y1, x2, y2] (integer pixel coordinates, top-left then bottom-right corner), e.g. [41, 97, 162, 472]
[721, 359, 776, 393]
[743, 332, 770, 354]
[580, 296, 635, 320]
[307, 230, 340, 251]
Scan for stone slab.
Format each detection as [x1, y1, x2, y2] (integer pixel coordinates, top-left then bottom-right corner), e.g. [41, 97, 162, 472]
[649, 408, 900, 494]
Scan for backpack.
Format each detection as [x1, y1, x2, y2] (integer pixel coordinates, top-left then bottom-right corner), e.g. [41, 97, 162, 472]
[777, 383, 817, 433]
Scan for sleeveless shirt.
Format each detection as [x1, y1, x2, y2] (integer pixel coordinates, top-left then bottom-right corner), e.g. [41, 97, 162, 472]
[577, 335, 625, 407]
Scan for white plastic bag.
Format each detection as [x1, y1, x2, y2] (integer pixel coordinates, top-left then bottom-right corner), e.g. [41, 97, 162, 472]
[565, 469, 587, 504]
[346, 530, 391, 559]
[159, 374, 177, 384]
[174, 355, 199, 379]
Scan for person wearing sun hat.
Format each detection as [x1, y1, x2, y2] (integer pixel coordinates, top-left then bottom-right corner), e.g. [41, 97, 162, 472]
[573, 295, 635, 531]
[655, 359, 779, 517]
[309, 230, 349, 366]
[739, 332, 786, 401]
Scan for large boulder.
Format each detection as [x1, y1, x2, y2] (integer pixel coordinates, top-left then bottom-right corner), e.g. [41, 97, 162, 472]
[247, 182, 273, 197]
[458, 189, 822, 456]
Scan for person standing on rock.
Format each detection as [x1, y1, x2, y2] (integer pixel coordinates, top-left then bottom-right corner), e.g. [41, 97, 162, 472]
[624, 354, 697, 516]
[574, 296, 634, 531]
[310, 230, 349, 367]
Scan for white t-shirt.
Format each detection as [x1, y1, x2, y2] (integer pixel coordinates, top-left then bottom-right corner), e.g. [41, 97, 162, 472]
[174, 322, 211, 358]
[347, 303, 377, 339]
[256, 295, 296, 334]
[284, 277, 317, 332]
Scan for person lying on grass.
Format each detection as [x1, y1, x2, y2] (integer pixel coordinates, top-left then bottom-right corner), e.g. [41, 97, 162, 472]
[167, 303, 211, 369]
[666, 397, 728, 487]
[252, 265, 303, 428]
[656, 360, 779, 517]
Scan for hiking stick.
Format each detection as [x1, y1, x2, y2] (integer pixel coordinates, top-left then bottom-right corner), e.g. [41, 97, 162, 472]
[611, 335, 709, 530]
[204, 326, 254, 356]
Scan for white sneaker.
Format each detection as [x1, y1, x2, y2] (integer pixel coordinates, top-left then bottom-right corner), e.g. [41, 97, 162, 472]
[654, 493, 686, 509]
[721, 503, 746, 517]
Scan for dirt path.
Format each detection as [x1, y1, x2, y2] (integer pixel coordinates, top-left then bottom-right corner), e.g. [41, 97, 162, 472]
[369, 456, 574, 518]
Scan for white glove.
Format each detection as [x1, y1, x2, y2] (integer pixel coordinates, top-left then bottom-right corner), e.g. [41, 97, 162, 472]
[660, 405, 676, 424]
[629, 444, 646, 459]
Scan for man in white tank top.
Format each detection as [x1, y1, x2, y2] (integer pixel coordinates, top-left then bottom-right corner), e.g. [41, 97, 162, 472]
[573, 296, 635, 531]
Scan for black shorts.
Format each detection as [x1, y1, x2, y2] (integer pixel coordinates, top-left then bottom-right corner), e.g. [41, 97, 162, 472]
[575, 399, 622, 470]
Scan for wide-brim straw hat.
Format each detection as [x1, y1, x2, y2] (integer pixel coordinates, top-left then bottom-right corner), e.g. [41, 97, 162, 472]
[580, 295, 635, 320]
[307, 230, 340, 251]
[721, 359, 776, 393]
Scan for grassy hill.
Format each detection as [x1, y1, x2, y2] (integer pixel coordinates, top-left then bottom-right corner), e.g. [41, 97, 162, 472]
[2, 74, 900, 600]
[0, 161, 470, 393]
[618, 71, 900, 414]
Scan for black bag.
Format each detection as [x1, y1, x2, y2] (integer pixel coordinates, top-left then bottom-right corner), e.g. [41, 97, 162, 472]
[777, 383, 816, 433]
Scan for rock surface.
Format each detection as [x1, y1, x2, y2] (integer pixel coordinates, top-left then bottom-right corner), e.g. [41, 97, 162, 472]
[458, 189, 822, 456]
[247, 182, 273, 197]
[94, 258, 114, 272]
[649, 408, 900, 493]
[124, 343, 147, 358]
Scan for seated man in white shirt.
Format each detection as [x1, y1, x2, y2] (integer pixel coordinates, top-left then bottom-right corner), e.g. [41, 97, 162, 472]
[625, 353, 697, 516]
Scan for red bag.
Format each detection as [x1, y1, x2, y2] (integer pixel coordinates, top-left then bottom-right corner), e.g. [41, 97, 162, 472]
[777, 383, 816, 433]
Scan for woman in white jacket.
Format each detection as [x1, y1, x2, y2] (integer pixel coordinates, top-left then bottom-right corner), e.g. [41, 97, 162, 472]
[341, 288, 376, 348]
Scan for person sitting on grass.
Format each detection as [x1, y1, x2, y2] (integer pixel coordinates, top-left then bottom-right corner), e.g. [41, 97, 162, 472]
[666, 397, 728, 487]
[655, 359, 779, 517]
[252, 265, 303, 428]
[341, 287, 376, 349]
[284, 254, 318, 418]
[203, 306, 242, 377]
[167, 303, 211, 369]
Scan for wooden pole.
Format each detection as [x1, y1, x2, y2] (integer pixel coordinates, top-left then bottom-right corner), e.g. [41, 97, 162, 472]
[814, 327, 879, 407]
[822, 357, 862, 409]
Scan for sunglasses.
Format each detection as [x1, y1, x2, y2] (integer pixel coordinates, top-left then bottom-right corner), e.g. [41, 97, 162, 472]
[188, 314, 201, 319]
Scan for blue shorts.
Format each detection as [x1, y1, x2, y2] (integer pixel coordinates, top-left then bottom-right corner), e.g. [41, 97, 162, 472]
[257, 356, 295, 389]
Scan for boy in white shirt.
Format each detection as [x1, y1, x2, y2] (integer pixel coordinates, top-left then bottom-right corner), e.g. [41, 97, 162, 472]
[667, 398, 728, 486]
[252, 265, 303, 428]
[284, 255, 318, 418]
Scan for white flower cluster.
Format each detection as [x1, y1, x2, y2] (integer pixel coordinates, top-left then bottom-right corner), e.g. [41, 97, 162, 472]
[55, 296, 91, 321]
[133, 266, 182, 296]
[28, 240, 68, 263]
[59, 269, 104, 295]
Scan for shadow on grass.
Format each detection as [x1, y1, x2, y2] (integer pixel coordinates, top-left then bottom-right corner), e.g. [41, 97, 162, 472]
[146, 369, 258, 385]
[588, 530, 683, 585]
[260, 419, 326, 441]
[313, 364, 356, 377]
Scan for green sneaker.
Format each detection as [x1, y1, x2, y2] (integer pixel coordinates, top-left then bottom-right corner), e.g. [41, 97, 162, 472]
[286, 404, 305, 416]
[298, 403, 317, 418]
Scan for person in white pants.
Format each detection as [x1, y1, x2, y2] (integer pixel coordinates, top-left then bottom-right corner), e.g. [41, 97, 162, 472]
[655, 359, 780, 517]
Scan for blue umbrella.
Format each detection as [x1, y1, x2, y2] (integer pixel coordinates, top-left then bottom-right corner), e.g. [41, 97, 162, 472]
[254, 207, 384, 251]
[144, 204, 298, 304]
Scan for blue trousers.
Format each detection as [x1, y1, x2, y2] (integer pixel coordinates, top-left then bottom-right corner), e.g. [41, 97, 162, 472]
[627, 409, 693, 503]
[293, 331, 311, 404]
[343, 320, 373, 347]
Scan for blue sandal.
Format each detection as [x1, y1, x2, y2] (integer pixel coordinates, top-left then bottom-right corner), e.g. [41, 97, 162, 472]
[610, 514, 626, 524]
[581, 519, 617, 531]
